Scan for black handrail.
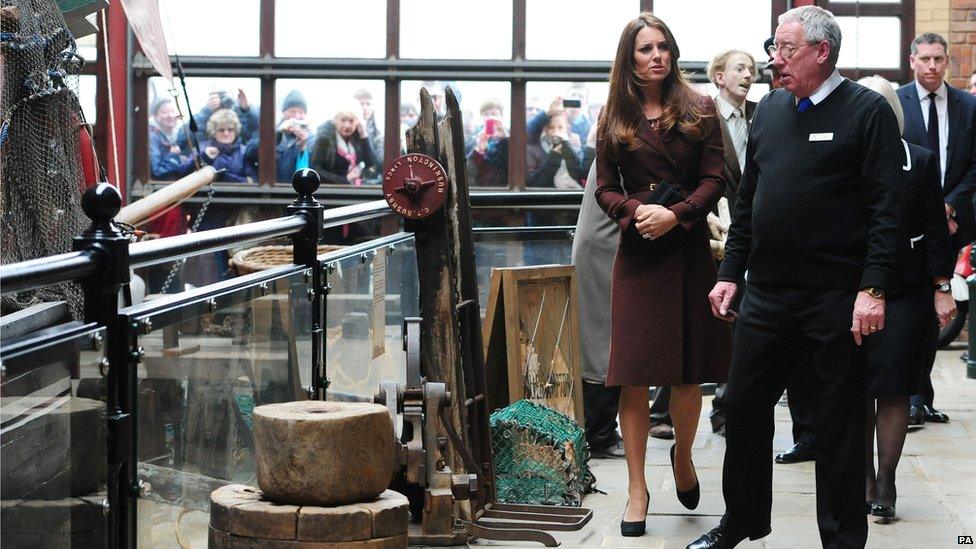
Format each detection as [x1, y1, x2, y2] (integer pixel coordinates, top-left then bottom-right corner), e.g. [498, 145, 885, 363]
[322, 199, 393, 230]
[129, 215, 307, 268]
[0, 249, 99, 295]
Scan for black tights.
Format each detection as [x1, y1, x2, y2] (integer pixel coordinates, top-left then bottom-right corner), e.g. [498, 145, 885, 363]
[865, 396, 908, 506]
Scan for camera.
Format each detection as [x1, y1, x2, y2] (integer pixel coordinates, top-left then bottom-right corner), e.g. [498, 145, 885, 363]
[219, 93, 235, 110]
[562, 99, 582, 109]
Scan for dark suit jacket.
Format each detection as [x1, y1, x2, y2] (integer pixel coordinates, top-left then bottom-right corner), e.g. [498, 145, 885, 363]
[897, 82, 976, 246]
[714, 97, 757, 204]
[893, 141, 955, 290]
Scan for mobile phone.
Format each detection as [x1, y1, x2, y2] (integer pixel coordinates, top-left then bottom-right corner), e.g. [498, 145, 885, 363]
[485, 118, 497, 135]
[562, 99, 582, 109]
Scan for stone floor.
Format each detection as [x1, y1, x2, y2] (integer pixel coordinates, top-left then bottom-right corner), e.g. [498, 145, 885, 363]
[141, 348, 976, 548]
[470, 347, 976, 549]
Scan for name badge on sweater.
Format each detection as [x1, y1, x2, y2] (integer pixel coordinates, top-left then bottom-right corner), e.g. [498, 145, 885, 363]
[809, 132, 834, 142]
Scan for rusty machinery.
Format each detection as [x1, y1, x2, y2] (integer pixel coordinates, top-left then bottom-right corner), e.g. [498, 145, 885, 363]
[378, 87, 591, 547]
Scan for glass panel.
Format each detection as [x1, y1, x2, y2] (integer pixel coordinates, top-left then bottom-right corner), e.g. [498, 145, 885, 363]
[401, 80, 512, 187]
[275, 0, 386, 58]
[76, 33, 97, 62]
[652, 0, 771, 63]
[323, 238, 418, 400]
[526, 0, 635, 61]
[133, 270, 312, 547]
[1, 325, 108, 547]
[472, 228, 575, 316]
[274, 79, 386, 185]
[78, 74, 97, 124]
[525, 82, 608, 189]
[836, 16, 901, 69]
[400, 0, 512, 59]
[158, 0, 260, 57]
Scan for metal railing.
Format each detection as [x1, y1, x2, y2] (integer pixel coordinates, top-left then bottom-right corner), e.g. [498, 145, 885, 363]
[0, 171, 582, 548]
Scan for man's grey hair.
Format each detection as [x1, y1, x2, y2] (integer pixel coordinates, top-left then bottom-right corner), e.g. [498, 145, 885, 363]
[778, 6, 842, 67]
[911, 33, 948, 56]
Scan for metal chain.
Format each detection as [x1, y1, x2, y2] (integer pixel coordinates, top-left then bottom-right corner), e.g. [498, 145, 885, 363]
[159, 182, 215, 293]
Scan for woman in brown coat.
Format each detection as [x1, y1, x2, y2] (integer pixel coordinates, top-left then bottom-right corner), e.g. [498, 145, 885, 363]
[595, 12, 732, 536]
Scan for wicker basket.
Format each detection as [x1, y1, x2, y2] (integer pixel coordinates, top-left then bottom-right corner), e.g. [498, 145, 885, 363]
[230, 245, 344, 275]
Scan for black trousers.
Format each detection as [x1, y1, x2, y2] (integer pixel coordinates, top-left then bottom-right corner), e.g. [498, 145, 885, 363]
[722, 285, 867, 548]
[650, 386, 672, 425]
[582, 381, 621, 450]
[788, 359, 817, 446]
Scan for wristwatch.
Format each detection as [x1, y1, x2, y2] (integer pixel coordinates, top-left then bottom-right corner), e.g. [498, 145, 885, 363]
[935, 281, 952, 294]
[863, 287, 885, 299]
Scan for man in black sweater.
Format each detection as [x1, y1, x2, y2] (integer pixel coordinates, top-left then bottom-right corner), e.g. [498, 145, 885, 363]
[688, 6, 903, 549]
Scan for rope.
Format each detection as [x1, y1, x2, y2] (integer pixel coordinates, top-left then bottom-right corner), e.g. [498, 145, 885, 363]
[99, 9, 120, 188]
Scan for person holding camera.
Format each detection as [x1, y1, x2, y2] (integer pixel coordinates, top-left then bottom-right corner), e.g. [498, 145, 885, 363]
[595, 12, 730, 537]
[527, 112, 584, 189]
[465, 99, 510, 187]
[274, 90, 314, 182]
[191, 87, 259, 145]
[198, 108, 257, 183]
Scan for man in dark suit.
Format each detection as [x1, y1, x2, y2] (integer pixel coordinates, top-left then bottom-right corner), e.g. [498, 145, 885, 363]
[897, 32, 976, 425]
[690, 6, 903, 548]
[704, 49, 758, 437]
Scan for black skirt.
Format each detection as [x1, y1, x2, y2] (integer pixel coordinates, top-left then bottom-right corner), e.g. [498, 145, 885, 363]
[866, 285, 937, 398]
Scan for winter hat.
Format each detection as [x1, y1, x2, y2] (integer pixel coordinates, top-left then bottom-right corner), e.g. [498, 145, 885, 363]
[150, 96, 175, 117]
[282, 89, 307, 113]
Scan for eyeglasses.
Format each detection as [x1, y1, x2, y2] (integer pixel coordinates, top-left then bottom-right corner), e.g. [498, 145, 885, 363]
[215, 127, 236, 134]
[766, 42, 812, 60]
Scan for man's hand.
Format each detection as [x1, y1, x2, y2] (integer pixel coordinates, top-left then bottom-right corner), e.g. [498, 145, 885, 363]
[708, 281, 738, 321]
[547, 96, 564, 118]
[237, 88, 249, 111]
[935, 290, 957, 328]
[948, 216, 958, 236]
[634, 204, 678, 239]
[851, 291, 885, 345]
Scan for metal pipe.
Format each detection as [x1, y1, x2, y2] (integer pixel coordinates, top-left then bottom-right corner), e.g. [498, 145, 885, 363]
[321, 199, 393, 229]
[0, 250, 100, 295]
[129, 215, 306, 268]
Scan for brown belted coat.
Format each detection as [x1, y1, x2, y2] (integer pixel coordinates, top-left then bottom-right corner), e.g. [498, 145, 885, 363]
[595, 97, 732, 387]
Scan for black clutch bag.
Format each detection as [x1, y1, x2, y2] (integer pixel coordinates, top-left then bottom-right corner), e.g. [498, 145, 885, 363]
[643, 179, 684, 207]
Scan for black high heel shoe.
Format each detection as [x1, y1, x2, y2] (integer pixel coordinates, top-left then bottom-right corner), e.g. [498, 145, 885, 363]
[871, 501, 896, 520]
[871, 481, 896, 521]
[620, 489, 649, 537]
[670, 443, 700, 510]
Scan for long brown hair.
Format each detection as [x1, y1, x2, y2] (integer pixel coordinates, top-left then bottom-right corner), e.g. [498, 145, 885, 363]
[599, 12, 712, 161]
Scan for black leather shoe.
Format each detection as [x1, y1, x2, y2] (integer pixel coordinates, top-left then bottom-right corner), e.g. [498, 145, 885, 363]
[908, 405, 925, 428]
[670, 444, 700, 510]
[871, 501, 896, 520]
[686, 524, 769, 549]
[922, 405, 950, 423]
[775, 441, 814, 464]
[620, 489, 649, 537]
[591, 439, 626, 459]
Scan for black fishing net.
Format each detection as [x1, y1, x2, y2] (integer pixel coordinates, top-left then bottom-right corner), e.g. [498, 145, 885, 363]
[1, 0, 92, 319]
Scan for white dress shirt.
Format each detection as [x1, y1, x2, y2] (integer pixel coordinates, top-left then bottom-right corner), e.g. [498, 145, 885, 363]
[914, 79, 949, 185]
[797, 68, 846, 107]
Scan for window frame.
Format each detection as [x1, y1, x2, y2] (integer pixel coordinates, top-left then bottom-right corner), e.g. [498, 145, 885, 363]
[126, 0, 914, 193]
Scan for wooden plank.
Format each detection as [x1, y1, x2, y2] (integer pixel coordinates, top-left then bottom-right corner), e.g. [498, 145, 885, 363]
[0, 302, 70, 342]
[490, 266, 585, 425]
[482, 270, 509, 411]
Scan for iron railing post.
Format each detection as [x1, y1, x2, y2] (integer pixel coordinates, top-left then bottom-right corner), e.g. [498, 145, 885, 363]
[285, 169, 326, 398]
[72, 183, 135, 548]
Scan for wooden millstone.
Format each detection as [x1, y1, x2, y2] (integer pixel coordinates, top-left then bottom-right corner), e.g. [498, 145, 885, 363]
[253, 401, 396, 505]
[209, 484, 408, 548]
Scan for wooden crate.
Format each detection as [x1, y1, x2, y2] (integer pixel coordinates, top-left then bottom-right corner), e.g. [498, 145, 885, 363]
[482, 266, 584, 425]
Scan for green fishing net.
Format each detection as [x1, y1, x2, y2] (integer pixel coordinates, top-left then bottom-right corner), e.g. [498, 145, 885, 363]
[490, 399, 594, 507]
